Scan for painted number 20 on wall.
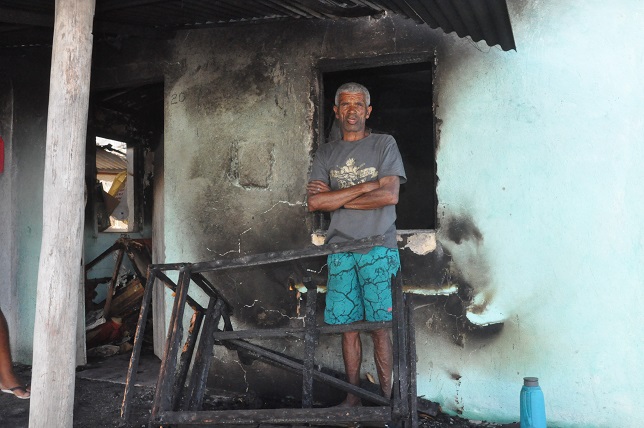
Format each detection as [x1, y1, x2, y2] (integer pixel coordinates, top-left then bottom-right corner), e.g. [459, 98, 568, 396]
[170, 92, 186, 104]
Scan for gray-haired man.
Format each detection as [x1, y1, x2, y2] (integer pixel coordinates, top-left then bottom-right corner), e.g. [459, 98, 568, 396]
[308, 82, 406, 406]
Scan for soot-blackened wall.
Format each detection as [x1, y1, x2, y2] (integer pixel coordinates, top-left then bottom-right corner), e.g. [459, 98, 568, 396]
[162, 16, 453, 400]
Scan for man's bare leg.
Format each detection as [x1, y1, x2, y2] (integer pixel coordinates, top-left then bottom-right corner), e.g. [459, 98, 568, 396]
[0, 309, 30, 398]
[339, 330, 362, 406]
[371, 328, 393, 399]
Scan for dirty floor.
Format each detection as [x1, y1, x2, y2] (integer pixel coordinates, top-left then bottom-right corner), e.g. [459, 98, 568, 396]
[0, 352, 517, 428]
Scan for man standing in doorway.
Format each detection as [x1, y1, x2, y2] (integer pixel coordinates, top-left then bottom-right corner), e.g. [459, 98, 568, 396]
[307, 82, 406, 406]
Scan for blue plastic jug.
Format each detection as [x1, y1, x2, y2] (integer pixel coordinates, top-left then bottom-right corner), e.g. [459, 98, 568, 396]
[520, 377, 546, 428]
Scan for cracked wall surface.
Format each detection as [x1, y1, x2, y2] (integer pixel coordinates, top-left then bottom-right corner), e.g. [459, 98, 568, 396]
[162, 15, 448, 403]
[429, 1, 644, 426]
[161, 3, 644, 425]
[3, 1, 644, 425]
[159, 10, 516, 413]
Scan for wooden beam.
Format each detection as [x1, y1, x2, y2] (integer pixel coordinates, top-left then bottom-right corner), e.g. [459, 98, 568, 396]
[191, 235, 385, 273]
[301, 278, 318, 408]
[28, 0, 96, 427]
[211, 320, 392, 340]
[0, 7, 53, 27]
[0, 6, 169, 39]
[97, 0, 172, 13]
[93, 19, 172, 39]
[155, 407, 392, 425]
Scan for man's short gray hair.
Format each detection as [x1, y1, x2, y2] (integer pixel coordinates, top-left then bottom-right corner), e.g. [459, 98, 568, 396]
[335, 82, 371, 106]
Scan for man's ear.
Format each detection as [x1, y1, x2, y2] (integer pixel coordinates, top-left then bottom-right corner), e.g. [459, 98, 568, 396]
[333, 105, 339, 118]
[366, 105, 373, 118]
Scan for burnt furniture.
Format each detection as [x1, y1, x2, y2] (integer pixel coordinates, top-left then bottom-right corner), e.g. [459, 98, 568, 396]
[122, 236, 418, 427]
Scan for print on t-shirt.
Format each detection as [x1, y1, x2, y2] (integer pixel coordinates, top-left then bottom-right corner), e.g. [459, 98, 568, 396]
[329, 158, 378, 189]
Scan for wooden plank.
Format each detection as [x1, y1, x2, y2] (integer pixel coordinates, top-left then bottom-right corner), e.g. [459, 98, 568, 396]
[121, 269, 157, 420]
[154, 269, 205, 312]
[172, 309, 204, 410]
[151, 268, 193, 418]
[227, 338, 389, 406]
[84, 242, 120, 271]
[190, 272, 232, 307]
[185, 298, 226, 410]
[212, 320, 392, 341]
[407, 294, 419, 428]
[155, 406, 391, 425]
[191, 236, 385, 273]
[29, 1, 96, 426]
[104, 248, 125, 317]
[301, 278, 317, 408]
[391, 276, 402, 421]
[0, 6, 53, 27]
[394, 273, 410, 421]
[149, 262, 190, 271]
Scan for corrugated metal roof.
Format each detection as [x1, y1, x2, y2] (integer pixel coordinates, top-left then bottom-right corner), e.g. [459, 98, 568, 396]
[377, 0, 516, 51]
[96, 146, 127, 174]
[0, 0, 514, 51]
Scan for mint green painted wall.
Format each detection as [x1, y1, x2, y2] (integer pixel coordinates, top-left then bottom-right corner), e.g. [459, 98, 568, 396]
[0, 81, 18, 352]
[13, 80, 48, 363]
[428, 1, 644, 426]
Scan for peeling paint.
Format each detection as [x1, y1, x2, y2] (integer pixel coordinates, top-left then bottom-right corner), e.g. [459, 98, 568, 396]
[466, 291, 506, 326]
[404, 284, 457, 296]
[402, 232, 437, 255]
[310, 233, 325, 246]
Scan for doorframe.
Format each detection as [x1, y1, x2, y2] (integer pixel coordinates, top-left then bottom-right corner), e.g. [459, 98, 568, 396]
[312, 52, 438, 231]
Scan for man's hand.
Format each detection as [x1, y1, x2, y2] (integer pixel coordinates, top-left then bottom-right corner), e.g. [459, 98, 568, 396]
[307, 180, 331, 196]
[343, 176, 400, 210]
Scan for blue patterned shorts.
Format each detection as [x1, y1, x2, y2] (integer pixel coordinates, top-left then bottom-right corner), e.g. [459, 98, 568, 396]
[324, 246, 400, 325]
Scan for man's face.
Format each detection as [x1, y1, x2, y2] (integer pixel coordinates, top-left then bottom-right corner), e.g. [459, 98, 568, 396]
[333, 92, 372, 138]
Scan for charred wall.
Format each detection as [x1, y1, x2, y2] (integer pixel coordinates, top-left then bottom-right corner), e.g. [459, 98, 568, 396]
[160, 15, 482, 401]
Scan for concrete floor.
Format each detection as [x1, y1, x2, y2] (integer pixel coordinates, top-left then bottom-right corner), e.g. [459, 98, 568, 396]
[76, 351, 160, 387]
[0, 351, 160, 428]
[1, 352, 519, 428]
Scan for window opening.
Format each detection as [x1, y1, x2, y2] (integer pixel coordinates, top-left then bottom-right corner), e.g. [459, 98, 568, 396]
[95, 137, 135, 232]
[319, 60, 437, 230]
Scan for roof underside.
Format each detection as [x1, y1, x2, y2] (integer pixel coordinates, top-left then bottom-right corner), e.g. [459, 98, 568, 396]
[0, 0, 515, 51]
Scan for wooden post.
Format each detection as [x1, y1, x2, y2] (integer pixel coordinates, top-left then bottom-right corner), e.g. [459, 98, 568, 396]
[29, 1, 95, 427]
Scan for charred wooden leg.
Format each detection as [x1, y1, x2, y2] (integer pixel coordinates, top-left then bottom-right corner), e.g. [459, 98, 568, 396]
[104, 248, 125, 317]
[172, 308, 204, 410]
[185, 297, 225, 410]
[407, 293, 418, 428]
[301, 277, 318, 408]
[151, 267, 192, 421]
[121, 268, 157, 420]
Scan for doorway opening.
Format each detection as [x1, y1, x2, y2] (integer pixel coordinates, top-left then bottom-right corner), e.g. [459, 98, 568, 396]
[319, 59, 437, 230]
[88, 82, 163, 234]
[84, 81, 163, 359]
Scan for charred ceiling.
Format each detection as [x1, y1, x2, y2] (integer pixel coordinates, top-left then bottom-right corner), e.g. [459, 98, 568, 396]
[0, 0, 515, 51]
[90, 82, 164, 148]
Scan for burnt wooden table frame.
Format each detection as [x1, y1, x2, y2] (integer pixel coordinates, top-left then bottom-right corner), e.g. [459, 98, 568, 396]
[84, 237, 151, 317]
[121, 236, 418, 427]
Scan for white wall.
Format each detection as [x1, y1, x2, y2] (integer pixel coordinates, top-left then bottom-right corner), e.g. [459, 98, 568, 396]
[427, 1, 644, 426]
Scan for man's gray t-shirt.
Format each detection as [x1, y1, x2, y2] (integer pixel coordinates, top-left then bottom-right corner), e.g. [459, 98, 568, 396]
[309, 133, 407, 250]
